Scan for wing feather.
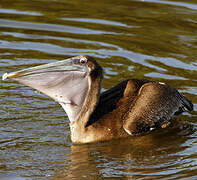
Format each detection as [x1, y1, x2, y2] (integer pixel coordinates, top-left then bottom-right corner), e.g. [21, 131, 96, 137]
[123, 81, 193, 135]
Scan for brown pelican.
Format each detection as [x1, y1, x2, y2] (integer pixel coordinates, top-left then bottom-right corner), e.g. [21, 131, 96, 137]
[2, 55, 193, 144]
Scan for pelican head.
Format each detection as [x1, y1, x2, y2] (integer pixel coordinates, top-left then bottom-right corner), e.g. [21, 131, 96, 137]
[3, 55, 103, 122]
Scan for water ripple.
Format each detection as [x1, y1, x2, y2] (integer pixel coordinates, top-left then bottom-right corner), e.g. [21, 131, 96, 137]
[139, 0, 197, 10]
[62, 18, 137, 28]
[0, 19, 119, 35]
[0, 8, 42, 16]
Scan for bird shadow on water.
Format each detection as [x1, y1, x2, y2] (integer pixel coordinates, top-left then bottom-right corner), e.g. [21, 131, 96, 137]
[50, 119, 196, 179]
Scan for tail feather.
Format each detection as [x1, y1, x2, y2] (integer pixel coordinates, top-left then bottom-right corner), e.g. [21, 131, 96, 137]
[175, 94, 193, 115]
[180, 95, 193, 111]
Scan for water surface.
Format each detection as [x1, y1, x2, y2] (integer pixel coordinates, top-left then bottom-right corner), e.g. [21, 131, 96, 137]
[0, 0, 196, 179]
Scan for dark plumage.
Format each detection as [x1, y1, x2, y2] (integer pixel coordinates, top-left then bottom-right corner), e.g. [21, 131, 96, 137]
[3, 55, 193, 143]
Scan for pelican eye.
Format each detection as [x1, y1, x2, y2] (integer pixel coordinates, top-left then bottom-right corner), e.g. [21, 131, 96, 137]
[80, 58, 87, 64]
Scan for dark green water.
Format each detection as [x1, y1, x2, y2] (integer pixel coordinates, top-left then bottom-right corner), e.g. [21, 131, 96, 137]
[0, 0, 196, 179]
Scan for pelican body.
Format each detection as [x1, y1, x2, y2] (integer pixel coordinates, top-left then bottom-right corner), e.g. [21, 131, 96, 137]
[3, 55, 193, 144]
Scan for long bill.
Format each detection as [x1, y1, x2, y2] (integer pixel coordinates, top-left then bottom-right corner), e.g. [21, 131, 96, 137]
[2, 57, 84, 80]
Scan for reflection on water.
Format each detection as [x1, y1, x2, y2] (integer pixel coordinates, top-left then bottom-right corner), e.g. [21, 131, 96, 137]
[53, 122, 195, 179]
[0, 0, 196, 179]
